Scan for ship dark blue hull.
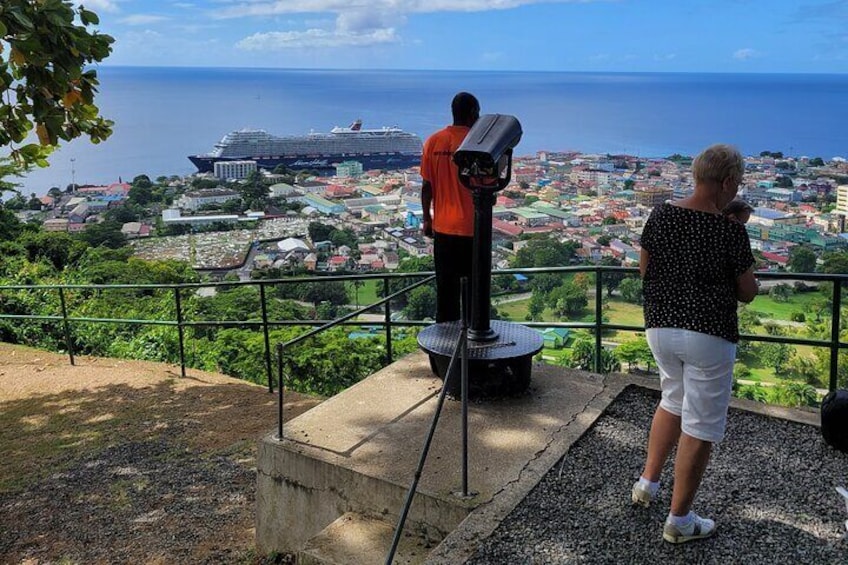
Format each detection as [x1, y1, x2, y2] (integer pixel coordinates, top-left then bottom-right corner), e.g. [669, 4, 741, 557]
[188, 153, 420, 173]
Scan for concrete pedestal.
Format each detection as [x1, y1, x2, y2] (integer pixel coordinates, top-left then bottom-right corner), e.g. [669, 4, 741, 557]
[255, 351, 610, 562]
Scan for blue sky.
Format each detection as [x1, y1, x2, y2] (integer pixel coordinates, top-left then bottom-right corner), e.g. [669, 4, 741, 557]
[85, 1, 848, 72]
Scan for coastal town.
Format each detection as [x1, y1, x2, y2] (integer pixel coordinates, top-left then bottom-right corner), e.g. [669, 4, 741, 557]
[13, 151, 848, 277]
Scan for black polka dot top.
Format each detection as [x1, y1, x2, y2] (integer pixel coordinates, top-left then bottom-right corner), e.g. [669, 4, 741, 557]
[641, 203, 755, 343]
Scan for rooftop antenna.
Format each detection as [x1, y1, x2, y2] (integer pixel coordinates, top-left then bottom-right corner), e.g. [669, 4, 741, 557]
[70, 158, 76, 192]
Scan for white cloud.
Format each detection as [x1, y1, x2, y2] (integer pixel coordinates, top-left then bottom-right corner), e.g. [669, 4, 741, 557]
[733, 48, 759, 60]
[119, 14, 170, 25]
[237, 27, 399, 49]
[84, 0, 121, 12]
[173, 2, 195, 7]
[653, 53, 676, 61]
[213, 0, 591, 19]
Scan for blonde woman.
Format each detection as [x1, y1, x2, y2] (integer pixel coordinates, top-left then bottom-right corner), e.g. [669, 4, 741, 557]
[632, 144, 759, 543]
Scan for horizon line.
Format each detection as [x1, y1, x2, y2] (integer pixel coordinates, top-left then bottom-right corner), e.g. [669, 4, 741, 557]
[91, 64, 848, 77]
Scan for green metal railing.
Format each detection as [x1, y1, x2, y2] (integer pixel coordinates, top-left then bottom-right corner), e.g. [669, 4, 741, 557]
[0, 268, 845, 392]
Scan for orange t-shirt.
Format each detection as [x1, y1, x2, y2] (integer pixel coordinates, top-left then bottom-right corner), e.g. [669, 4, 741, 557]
[420, 125, 474, 237]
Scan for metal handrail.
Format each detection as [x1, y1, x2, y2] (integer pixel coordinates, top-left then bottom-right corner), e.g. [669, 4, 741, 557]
[0, 268, 845, 392]
[385, 279, 470, 565]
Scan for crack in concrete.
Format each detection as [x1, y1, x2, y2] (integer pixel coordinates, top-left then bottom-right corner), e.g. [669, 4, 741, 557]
[480, 375, 611, 506]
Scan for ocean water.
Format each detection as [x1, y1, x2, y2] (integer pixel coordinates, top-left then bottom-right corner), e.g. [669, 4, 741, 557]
[15, 67, 848, 194]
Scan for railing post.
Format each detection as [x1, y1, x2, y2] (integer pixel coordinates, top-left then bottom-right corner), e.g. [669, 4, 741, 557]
[58, 287, 75, 366]
[384, 276, 393, 365]
[460, 277, 470, 497]
[830, 278, 842, 392]
[277, 343, 285, 440]
[260, 283, 273, 393]
[174, 287, 186, 378]
[594, 266, 603, 373]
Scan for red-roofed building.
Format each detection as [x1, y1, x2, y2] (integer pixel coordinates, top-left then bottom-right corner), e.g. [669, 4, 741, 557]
[325, 185, 355, 199]
[77, 182, 131, 196]
[761, 251, 789, 266]
[493, 218, 523, 237]
[497, 195, 519, 208]
[327, 255, 349, 272]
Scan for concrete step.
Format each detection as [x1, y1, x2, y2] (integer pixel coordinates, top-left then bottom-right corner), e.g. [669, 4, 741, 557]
[298, 512, 438, 565]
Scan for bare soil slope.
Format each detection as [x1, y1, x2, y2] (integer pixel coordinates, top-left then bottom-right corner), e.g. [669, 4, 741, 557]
[0, 343, 322, 564]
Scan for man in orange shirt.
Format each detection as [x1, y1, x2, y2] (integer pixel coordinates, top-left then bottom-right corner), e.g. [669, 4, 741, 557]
[421, 92, 479, 322]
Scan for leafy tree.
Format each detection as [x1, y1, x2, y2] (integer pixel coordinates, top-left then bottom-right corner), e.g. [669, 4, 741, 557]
[615, 337, 653, 372]
[619, 276, 643, 304]
[768, 283, 793, 303]
[820, 252, 848, 274]
[774, 176, 794, 188]
[0, 2, 114, 173]
[527, 292, 546, 321]
[404, 285, 436, 320]
[330, 227, 357, 249]
[103, 203, 142, 224]
[308, 222, 335, 243]
[75, 220, 127, 249]
[26, 193, 41, 210]
[0, 206, 23, 241]
[788, 245, 816, 274]
[376, 255, 434, 307]
[303, 281, 349, 307]
[529, 273, 563, 295]
[758, 342, 795, 374]
[567, 337, 620, 373]
[512, 236, 577, 268]
[786, 354, 824, 387]
[547, 281, 588, 317]
[769, 382, 818, 408]
[600, 256, 626, 297]
[596, 235, 611, 247]
[128, 184, 153, 206]
[733, 363, 751, 381]
[808, 157, 825, 167]
[238, 170, 270, 210]
[572, 272, 592, 291]
[2, 192, 27, 210]
[18, 231, 86, 271]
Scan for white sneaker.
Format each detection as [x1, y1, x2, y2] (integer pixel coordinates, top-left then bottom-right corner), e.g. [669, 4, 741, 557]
[663, 513, 716, 544]
[631, 481, 655, 508]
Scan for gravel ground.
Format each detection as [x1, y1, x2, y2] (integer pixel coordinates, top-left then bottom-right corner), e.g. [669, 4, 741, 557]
[468, 386, 848, 564]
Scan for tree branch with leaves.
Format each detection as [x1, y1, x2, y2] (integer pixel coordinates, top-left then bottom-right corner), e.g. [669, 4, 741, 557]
[0, 1, 113, 184]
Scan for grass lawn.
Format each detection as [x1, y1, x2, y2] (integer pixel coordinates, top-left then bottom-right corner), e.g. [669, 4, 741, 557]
[349, 279, 381, 307]
[496, 295, 645, 328]
[747, 292, 822, 321]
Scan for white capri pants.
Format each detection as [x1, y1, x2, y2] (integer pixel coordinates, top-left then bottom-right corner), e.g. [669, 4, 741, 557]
[646, 328, 736, 443]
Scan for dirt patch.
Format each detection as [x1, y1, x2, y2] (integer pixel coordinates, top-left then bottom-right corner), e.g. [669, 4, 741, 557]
[0, 343, 322, 564]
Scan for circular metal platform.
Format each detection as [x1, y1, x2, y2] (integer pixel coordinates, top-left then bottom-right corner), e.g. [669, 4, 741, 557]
[418, 320, 543, 398]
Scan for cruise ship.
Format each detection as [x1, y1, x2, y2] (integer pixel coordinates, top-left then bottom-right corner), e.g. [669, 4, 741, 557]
[188, 120, 423, 173]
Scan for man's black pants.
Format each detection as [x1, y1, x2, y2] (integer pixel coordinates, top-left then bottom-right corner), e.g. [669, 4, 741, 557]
[433, 232, 474, 323]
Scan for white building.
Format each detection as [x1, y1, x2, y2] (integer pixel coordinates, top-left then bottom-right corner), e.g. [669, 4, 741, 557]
[836, 184, 848, 218]
[178, 188, 240, 211]
[335, 160, 363, 178]
[214, 160, 257, 180]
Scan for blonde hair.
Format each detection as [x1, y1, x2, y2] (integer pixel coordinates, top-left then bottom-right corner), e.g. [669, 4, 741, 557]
[692, 144, 744, 186]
